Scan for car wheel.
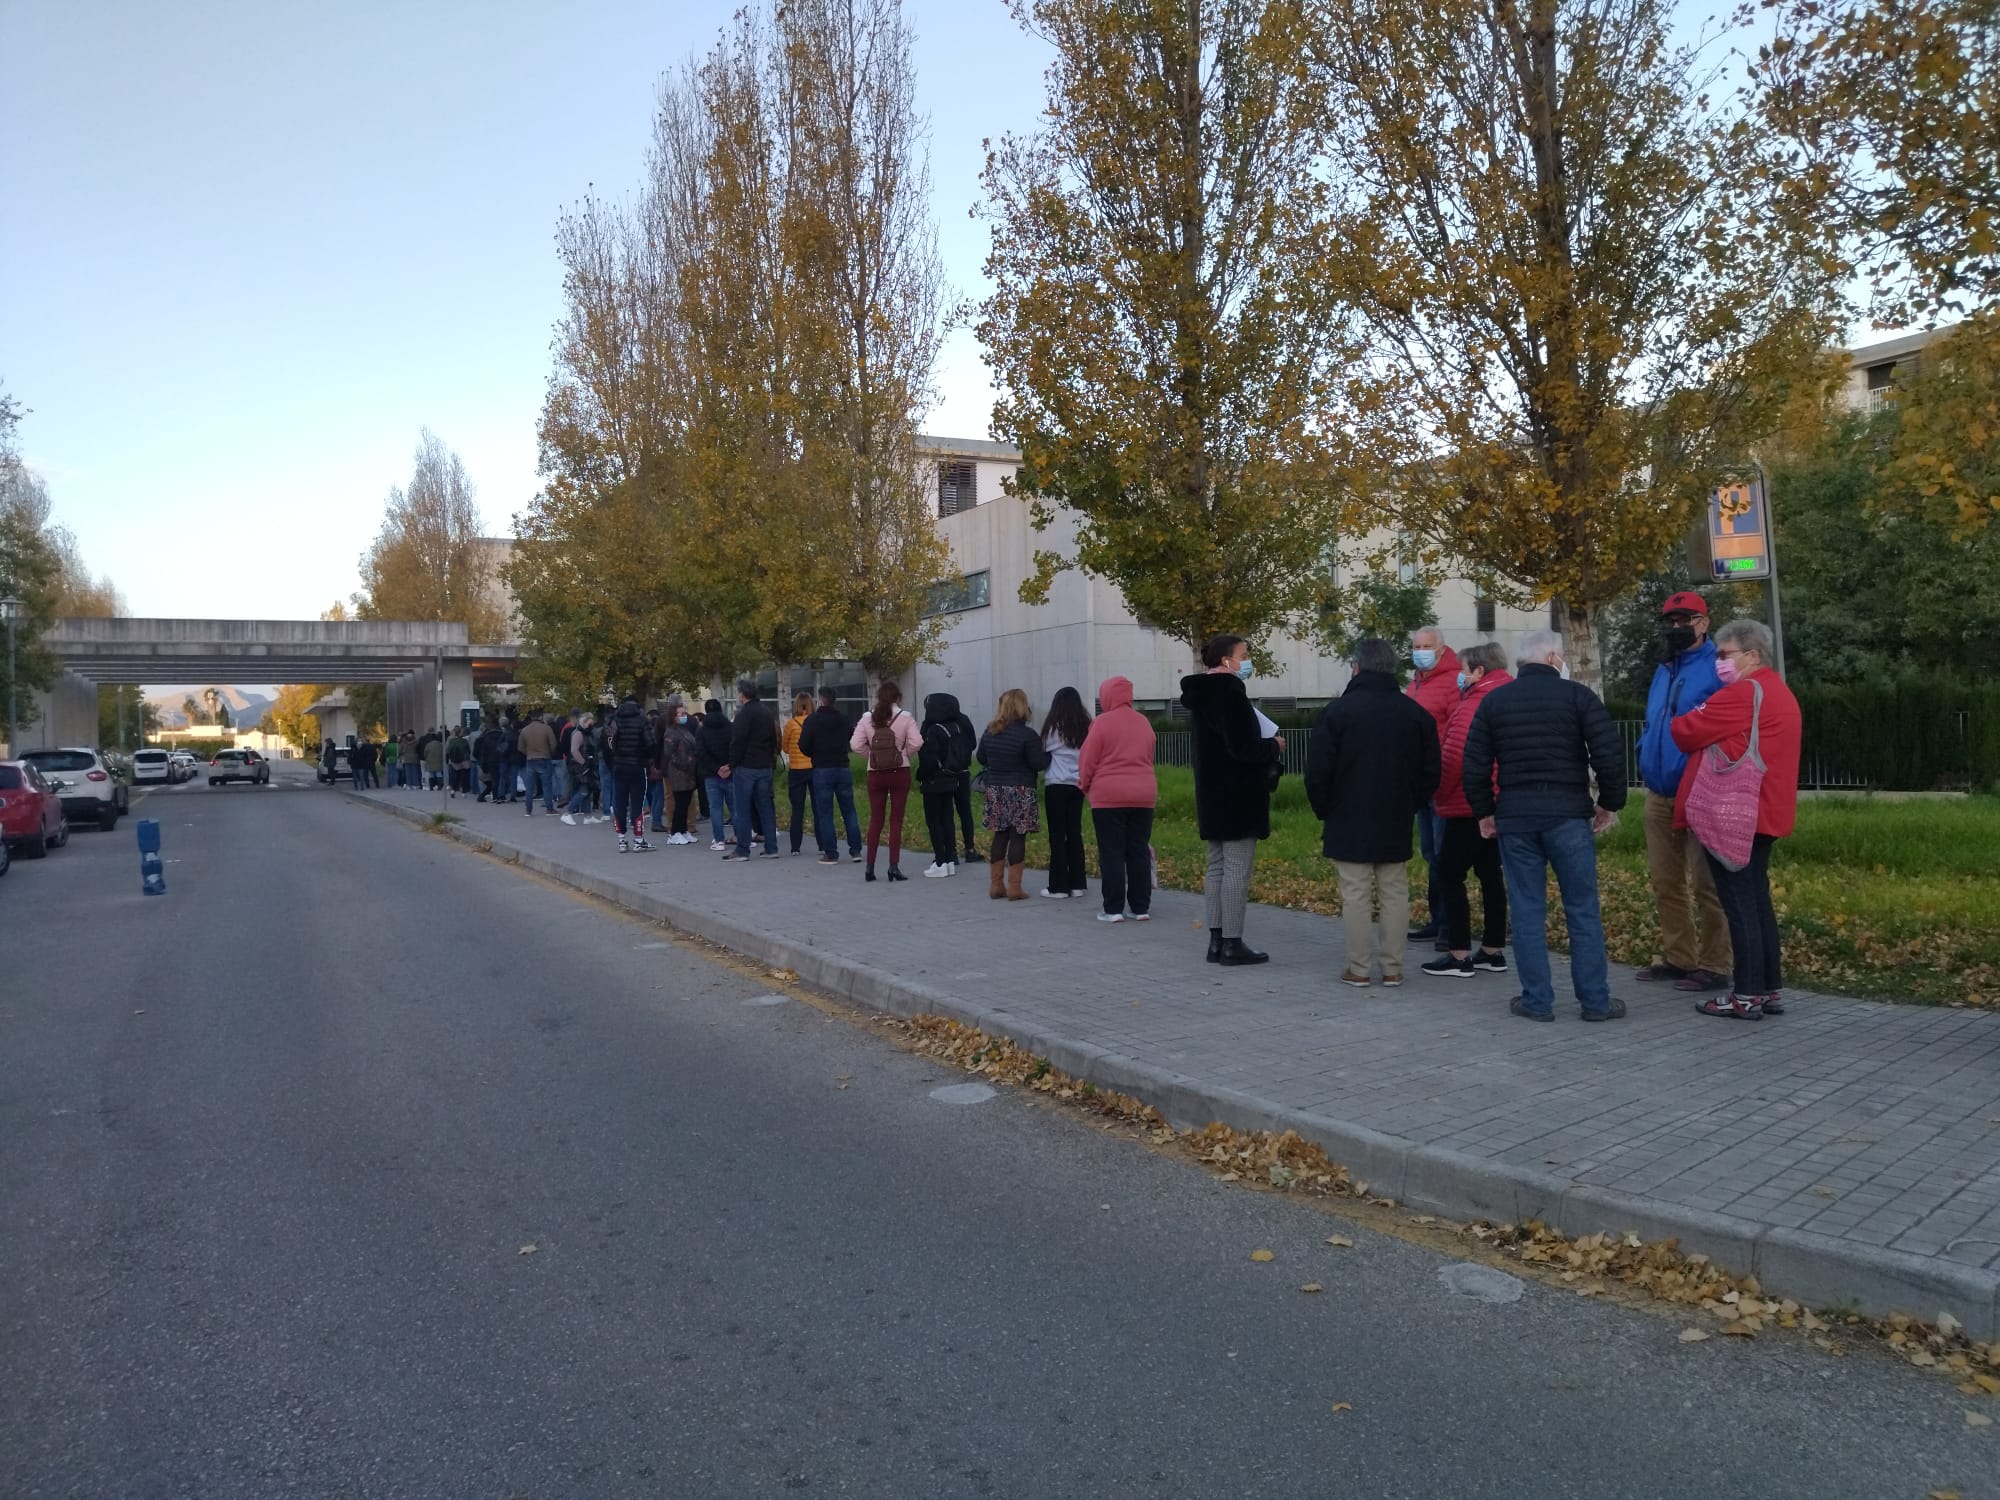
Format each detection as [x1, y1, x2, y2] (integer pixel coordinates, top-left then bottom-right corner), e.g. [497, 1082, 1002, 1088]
[0, 840, 10, 876]
[52, 818, 68, 849]
[21, 830, 46, 859]
[207, 778, 217, 787]
[99, 803, 119, 831]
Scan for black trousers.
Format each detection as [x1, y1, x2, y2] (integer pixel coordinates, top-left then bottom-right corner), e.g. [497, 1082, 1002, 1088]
[1706, 833, 1782, 996]
[1437, 815, 1507, 952]
[670, 787, 694, 835]
[787, 768, 816, 851]
[922, 784, 959, 865]
[954, 780, 975, 849]
[1044, 783, 1088, 894]
[1092, 806, 1154, 916]
[610, 767, 648, 836]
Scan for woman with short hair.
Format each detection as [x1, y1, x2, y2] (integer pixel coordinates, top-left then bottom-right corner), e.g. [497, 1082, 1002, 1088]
[976, 688, 1050, 902]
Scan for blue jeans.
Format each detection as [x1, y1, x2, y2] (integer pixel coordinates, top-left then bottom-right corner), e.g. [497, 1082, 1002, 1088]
[523, 757, 559, 812]
[1499, 820, 1612, 1018]
[810, 767, 862, 857]
[705, 775, 735, 843]
[732, 767, 775, 855]
[1415, 803, 1444, 925]
[647, 777, 665, 828]
[564, 770, 590, 816]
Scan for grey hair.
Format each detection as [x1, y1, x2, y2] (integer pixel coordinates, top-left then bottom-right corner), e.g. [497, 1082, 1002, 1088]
[1714, 618, 1775, 662]
[1352, 637, 1399, 675]
[1410, 623, 1445, 645]
[1461, 641, 1509, 675]
[735, 677, 760, 700]
[1514, 628, 1564, 667]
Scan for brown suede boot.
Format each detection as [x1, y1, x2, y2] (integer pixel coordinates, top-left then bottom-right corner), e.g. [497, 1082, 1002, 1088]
[989, 858, 1008, 899]
[1006, 861, 1027, 901]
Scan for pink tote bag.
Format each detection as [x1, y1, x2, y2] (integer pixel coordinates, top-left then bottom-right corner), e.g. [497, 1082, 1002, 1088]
[1684, 679, 1765, 872]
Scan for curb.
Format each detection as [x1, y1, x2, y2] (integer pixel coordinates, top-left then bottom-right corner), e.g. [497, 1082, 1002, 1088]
[349, 790, 2000, 1340]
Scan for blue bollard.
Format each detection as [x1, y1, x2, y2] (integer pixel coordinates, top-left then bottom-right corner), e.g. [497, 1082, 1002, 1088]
[136, 817, 165, 896]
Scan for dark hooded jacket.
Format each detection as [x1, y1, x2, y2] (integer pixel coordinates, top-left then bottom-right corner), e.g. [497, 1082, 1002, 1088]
[918, 693, 972, 790]
[1303, 669, 1441, 863]
[795, 702, 853, 769]
[695, 712, 735, 778]
[1179, 670, 1282, 842]
[603, 698, 654, 768]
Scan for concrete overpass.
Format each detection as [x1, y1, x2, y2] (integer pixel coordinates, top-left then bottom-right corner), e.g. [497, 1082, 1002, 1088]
[17, 618, 522, 749]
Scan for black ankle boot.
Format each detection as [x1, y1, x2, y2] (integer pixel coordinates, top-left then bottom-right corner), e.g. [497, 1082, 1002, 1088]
[865, 864, 878, 882]
[887, 865, 906, 882]
[1217, 937, 1269, 966]
[1206, 928, 1223, 963]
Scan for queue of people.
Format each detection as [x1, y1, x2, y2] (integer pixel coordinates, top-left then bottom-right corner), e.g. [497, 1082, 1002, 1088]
[343, 604, 1798, 1023]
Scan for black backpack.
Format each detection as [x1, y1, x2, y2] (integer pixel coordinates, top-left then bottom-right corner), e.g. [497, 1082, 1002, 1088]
[943, 719, 975, 776]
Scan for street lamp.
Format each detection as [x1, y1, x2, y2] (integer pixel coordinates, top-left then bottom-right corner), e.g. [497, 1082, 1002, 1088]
[0, 596, 22, 754]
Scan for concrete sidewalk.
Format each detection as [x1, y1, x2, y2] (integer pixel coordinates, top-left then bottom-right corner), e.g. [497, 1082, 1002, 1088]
[347, 786, 2000, 1337]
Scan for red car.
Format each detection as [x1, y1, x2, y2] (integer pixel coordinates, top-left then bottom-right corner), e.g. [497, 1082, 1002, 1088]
[0, 758, 70, 859]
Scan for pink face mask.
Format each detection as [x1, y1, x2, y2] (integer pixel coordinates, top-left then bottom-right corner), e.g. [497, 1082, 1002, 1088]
[1715, 657, 1740, 685]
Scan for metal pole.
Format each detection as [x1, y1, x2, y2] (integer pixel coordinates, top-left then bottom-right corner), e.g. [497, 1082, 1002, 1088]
[1753, 459, 1787, 678]
[5, 614, 15, 755]
[436, 654, 446, 815]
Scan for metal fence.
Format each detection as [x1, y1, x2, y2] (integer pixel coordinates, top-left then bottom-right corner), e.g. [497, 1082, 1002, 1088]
[1155, 714, 1977, 793]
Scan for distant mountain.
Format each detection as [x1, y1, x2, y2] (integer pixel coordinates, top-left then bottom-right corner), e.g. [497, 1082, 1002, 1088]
[146, 686, 276, 730]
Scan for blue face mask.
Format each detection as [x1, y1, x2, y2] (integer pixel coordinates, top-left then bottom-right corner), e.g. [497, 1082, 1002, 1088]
[1412, 648, 1438, 671]
[1456, 672, 1468, 692]
[1235, 659, 1254, 682]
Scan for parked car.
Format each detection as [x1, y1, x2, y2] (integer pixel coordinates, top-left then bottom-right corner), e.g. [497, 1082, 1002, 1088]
[316, 746, 351, 784]
[209, 749, 271, 786]
[169, 750, 199, 778]
[132, 748, 177, 785]
[0, 759, 70, 858]
[18, 747, 127, 830]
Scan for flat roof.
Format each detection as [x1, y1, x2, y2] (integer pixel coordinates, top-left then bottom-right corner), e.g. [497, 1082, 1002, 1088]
[1844, 326, 1951, 367]
[916, 433, 1023, 462]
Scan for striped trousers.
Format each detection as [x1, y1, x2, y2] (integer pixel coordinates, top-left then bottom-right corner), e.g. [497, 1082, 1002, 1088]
[1204, 838, 1258, 939]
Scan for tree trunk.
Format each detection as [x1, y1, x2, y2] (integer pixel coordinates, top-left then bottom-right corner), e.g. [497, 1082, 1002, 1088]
[1551, 597, 1603, 693]
[775, 663, 794, 714]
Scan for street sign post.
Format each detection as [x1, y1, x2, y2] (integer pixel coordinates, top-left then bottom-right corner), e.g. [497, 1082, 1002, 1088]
[1707, 468, 1786, 676]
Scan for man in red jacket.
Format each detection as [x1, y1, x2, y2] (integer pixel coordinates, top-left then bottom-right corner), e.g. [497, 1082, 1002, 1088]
[1405, 625, 1462, 948]
[1670, 619, 1802, 1020]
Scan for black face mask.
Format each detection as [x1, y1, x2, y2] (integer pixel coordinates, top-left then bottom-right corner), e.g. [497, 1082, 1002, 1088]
[1663, 625, 1698, 655]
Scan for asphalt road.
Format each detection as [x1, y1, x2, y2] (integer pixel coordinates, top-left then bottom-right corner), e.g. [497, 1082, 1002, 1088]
[2, 769, 1991, 1499]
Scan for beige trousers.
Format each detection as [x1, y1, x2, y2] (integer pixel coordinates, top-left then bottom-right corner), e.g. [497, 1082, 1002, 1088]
[1643, 790, 1733, 973]
[1336, 860, 1410, 979]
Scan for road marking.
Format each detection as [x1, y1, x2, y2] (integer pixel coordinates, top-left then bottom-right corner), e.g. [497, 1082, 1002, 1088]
[1437, 1262, 1526, 1304]
[930, 1082, 995, 1105]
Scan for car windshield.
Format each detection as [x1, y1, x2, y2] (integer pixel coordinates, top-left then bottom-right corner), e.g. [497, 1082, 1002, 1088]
[0, 767, 21, 789]
[23, 750, 94, 772]
[217, 752, 244, 763]
[135, 752, 167, 762]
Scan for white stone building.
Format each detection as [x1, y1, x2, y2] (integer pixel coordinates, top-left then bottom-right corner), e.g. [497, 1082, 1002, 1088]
[903, 435, 1548, 716]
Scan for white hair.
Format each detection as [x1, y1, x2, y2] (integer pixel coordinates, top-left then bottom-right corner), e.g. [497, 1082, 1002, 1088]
[1714, 618, 1775, 661]
[1411, 623, 1445, 646]
[1514, 628, 1564, 667]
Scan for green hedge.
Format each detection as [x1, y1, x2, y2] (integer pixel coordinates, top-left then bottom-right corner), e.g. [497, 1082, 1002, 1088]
[1789, 678, 1998, 792]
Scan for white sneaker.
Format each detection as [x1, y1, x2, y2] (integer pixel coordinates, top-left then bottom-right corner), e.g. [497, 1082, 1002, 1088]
[1040, 889, 1071, 900]
[710, 840, 728, 851]
[560, 813, 578, 825]
[617, 836, 630, 852]
[923, 862, 950, 878]
[1096, 912, 1125, 923]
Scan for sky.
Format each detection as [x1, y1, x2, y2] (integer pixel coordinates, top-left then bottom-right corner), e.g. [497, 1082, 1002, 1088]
[0, 0, 1052, 623]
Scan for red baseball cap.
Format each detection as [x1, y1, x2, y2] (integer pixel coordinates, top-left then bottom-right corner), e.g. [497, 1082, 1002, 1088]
[1660, 591, 1708, 617]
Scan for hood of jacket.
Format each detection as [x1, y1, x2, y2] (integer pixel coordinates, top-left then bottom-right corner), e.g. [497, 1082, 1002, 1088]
[1179, 670, 1244, 710]
[923, 692, 961, 723]
[1097, 676, 1134, 713]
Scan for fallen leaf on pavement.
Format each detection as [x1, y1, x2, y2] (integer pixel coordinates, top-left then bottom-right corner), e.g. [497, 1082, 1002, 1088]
[1325, 1235, 1354, 1248]
[1938, 1311, 1964, 1337]
[1967, 1411, 1994, 1429]
[518, 1244, 538, 1256]
[1974, 1373, 2000, 1395]
[1329, 1402, 1352, 1412]
[1250, 1248, 1275, 1263]
[1300, 1283, 1323, 1294]
[1678, 1328, 1711, 1343]
[1720, 1320, 1758, 1338]
[1929, 1489, 1962, 1499]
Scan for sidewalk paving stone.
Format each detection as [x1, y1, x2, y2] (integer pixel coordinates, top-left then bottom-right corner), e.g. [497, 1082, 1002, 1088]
[349, 786, 2000, 1336]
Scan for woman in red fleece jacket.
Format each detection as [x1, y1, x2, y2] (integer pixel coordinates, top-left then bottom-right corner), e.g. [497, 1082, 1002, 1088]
[1670, 618, 1802, 1021]
[1424, 642, 1512, 979]
[1077, 675, 1158, 923]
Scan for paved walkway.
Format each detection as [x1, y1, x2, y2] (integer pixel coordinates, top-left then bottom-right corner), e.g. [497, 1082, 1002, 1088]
[348, 786, 2000, 1336]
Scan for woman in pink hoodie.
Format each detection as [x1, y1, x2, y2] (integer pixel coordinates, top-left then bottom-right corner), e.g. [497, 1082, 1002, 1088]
[1077, 676, 1159, 923]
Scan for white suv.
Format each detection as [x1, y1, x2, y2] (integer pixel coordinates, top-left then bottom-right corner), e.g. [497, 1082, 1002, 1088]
[208, 749, 271, 786]
[132, 749, 176, 785]
[18, 747, 129, 830]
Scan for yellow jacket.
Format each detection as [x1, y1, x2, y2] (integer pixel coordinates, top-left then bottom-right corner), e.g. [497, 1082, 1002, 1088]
[783, 712, 812, 771]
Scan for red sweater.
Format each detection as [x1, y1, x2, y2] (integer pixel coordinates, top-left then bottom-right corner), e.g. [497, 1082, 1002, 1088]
[1077, 676, 1158, 809]
[1669, 667, 1802, 838]
[1434, 670, 1511, 818]
[1406, 647, 1463, 735]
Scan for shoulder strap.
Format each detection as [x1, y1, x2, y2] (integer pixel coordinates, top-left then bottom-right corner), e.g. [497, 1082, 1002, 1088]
[1746, 677, 1764, 760]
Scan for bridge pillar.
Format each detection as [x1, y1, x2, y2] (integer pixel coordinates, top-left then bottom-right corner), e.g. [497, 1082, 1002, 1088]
[23, 670, 101, 751]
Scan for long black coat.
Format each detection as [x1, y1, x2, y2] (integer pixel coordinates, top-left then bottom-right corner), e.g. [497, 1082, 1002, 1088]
[1179, 671, 1282, 842]
[1302, 670, 1441, 863]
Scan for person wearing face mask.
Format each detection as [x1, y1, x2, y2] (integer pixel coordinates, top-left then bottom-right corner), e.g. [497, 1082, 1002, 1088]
[1633, 591, 1733, 992]
[1459, 629, 1628, 1022]
[1404, 625, 1462, 952]
[1179, 634, 1285, 966]
[1670, 619, 1803, 1020]
[1422, 641, 1514, 979]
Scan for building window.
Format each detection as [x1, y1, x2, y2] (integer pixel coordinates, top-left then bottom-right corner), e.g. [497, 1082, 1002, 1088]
[937, 460, 978, 518]
[923, 570, 990, 617]
[1475, 596, 1496, 634]
[1865, 361, 1898, 414]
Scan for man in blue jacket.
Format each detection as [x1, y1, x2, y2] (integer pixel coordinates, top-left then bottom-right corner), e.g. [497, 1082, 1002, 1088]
[1635, 590, 1732, 989]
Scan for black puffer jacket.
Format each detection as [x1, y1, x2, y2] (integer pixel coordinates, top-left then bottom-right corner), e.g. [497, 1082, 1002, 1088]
[1460, 663, 1627, 824]
[603, 699, 653, 768]
[975, 720, 1050, 787]
[695, 715, 734, 778]
[1179, 670, 1282, 842]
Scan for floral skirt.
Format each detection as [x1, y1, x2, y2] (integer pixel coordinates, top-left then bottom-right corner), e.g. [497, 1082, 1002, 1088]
[982, 783, 1040, 835]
